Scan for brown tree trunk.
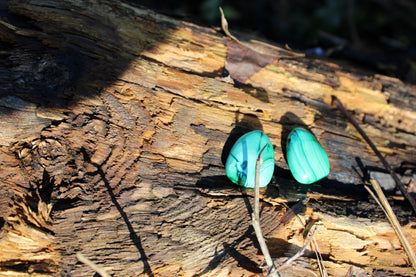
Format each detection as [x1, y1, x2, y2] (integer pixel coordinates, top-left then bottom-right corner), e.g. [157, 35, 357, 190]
[0, 1, 415, 276]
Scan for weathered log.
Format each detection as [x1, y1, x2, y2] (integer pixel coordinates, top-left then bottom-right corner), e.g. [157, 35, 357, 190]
[0, 1, 415, 276]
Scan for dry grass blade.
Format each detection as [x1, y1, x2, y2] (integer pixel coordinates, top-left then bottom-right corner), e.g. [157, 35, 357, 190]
[76, 252, 111, 277]
[367, 179, 416, 271]
[311, 237, 328, 277]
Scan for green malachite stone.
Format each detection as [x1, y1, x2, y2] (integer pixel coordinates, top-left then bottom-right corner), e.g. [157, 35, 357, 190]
[286, 128, 330, 184]
[225, 130, 275, 188]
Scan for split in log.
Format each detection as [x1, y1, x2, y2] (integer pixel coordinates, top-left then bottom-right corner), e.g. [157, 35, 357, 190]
[0, 1, 415, 276]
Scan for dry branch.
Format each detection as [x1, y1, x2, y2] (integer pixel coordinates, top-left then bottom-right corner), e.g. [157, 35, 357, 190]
[252, 143, 277, 276]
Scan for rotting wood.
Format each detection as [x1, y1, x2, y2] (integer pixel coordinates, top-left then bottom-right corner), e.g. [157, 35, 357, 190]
[270, 209, 416, 276]
[0, 1, 415, 276]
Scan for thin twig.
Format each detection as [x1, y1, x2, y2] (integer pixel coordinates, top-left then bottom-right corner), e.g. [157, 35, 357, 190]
[311, 237, 328, 277]
[76, 252, 112, 277]
[276, 227, 318, 272]
[254, 144, 269, 225]
[252, 143, 278, 277]
[368, 179, 416, 271]
[331, 95, 416, 215]
[281, 198, 309, 227]
[364, 185, 388, 216]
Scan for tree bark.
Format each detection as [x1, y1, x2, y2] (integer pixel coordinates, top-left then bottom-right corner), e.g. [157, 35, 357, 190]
[0, 1, 415, 276]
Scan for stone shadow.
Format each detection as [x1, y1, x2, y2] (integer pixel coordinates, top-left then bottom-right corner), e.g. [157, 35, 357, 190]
[194, 111, 381, 273]
[221, 113, 264, 165]
[277, 111, 368, 200]
[279, 111, 315, 162]
[200, 111, 369, 202]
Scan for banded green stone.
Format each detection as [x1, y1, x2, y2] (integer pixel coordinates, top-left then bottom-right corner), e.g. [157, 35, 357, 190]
[225, 130, 275, 188]
[286, 128, 330, 184]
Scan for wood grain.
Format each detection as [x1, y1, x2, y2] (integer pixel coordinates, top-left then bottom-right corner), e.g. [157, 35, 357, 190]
[0, 1, 415, 276]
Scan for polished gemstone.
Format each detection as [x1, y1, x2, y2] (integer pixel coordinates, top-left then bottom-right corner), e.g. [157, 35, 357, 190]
[225, 130, 275, 188]
[286, 128, 330, 184]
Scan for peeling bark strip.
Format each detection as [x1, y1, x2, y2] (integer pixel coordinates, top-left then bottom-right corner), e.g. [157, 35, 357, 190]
[0, 1, 416, 276]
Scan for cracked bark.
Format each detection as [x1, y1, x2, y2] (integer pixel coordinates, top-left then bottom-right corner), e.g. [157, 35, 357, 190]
[0, 1, 415, 276]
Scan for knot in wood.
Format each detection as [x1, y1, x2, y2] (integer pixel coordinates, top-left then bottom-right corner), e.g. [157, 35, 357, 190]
[37, 139, 67, 169]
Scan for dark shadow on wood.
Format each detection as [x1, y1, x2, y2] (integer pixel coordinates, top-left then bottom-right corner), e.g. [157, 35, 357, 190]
[277, 112, 370, 200]
[221, 225, 263, 273]
[267, 237, 317, 259]
[0, 1, 170, 115]
[355, 156, 408, 194]
[195, 167, 367, 203]
[193, 175, 268, 274]
[221, 113, 263, 165]
[81, 148, 154, 277]
[232, 80, 270, 103]
[354, 156, 414, 224]
[279, 111, 314, 163]
[194, 175, 244, 197]
[198, 222, 262, 275]
[274, 164, 367, 201]
[38, 170, 54, 204]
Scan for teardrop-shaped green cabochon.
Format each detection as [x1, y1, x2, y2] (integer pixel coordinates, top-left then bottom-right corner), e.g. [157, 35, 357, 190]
[286, 127, 330, 184]
[225, 130, 275, 188]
